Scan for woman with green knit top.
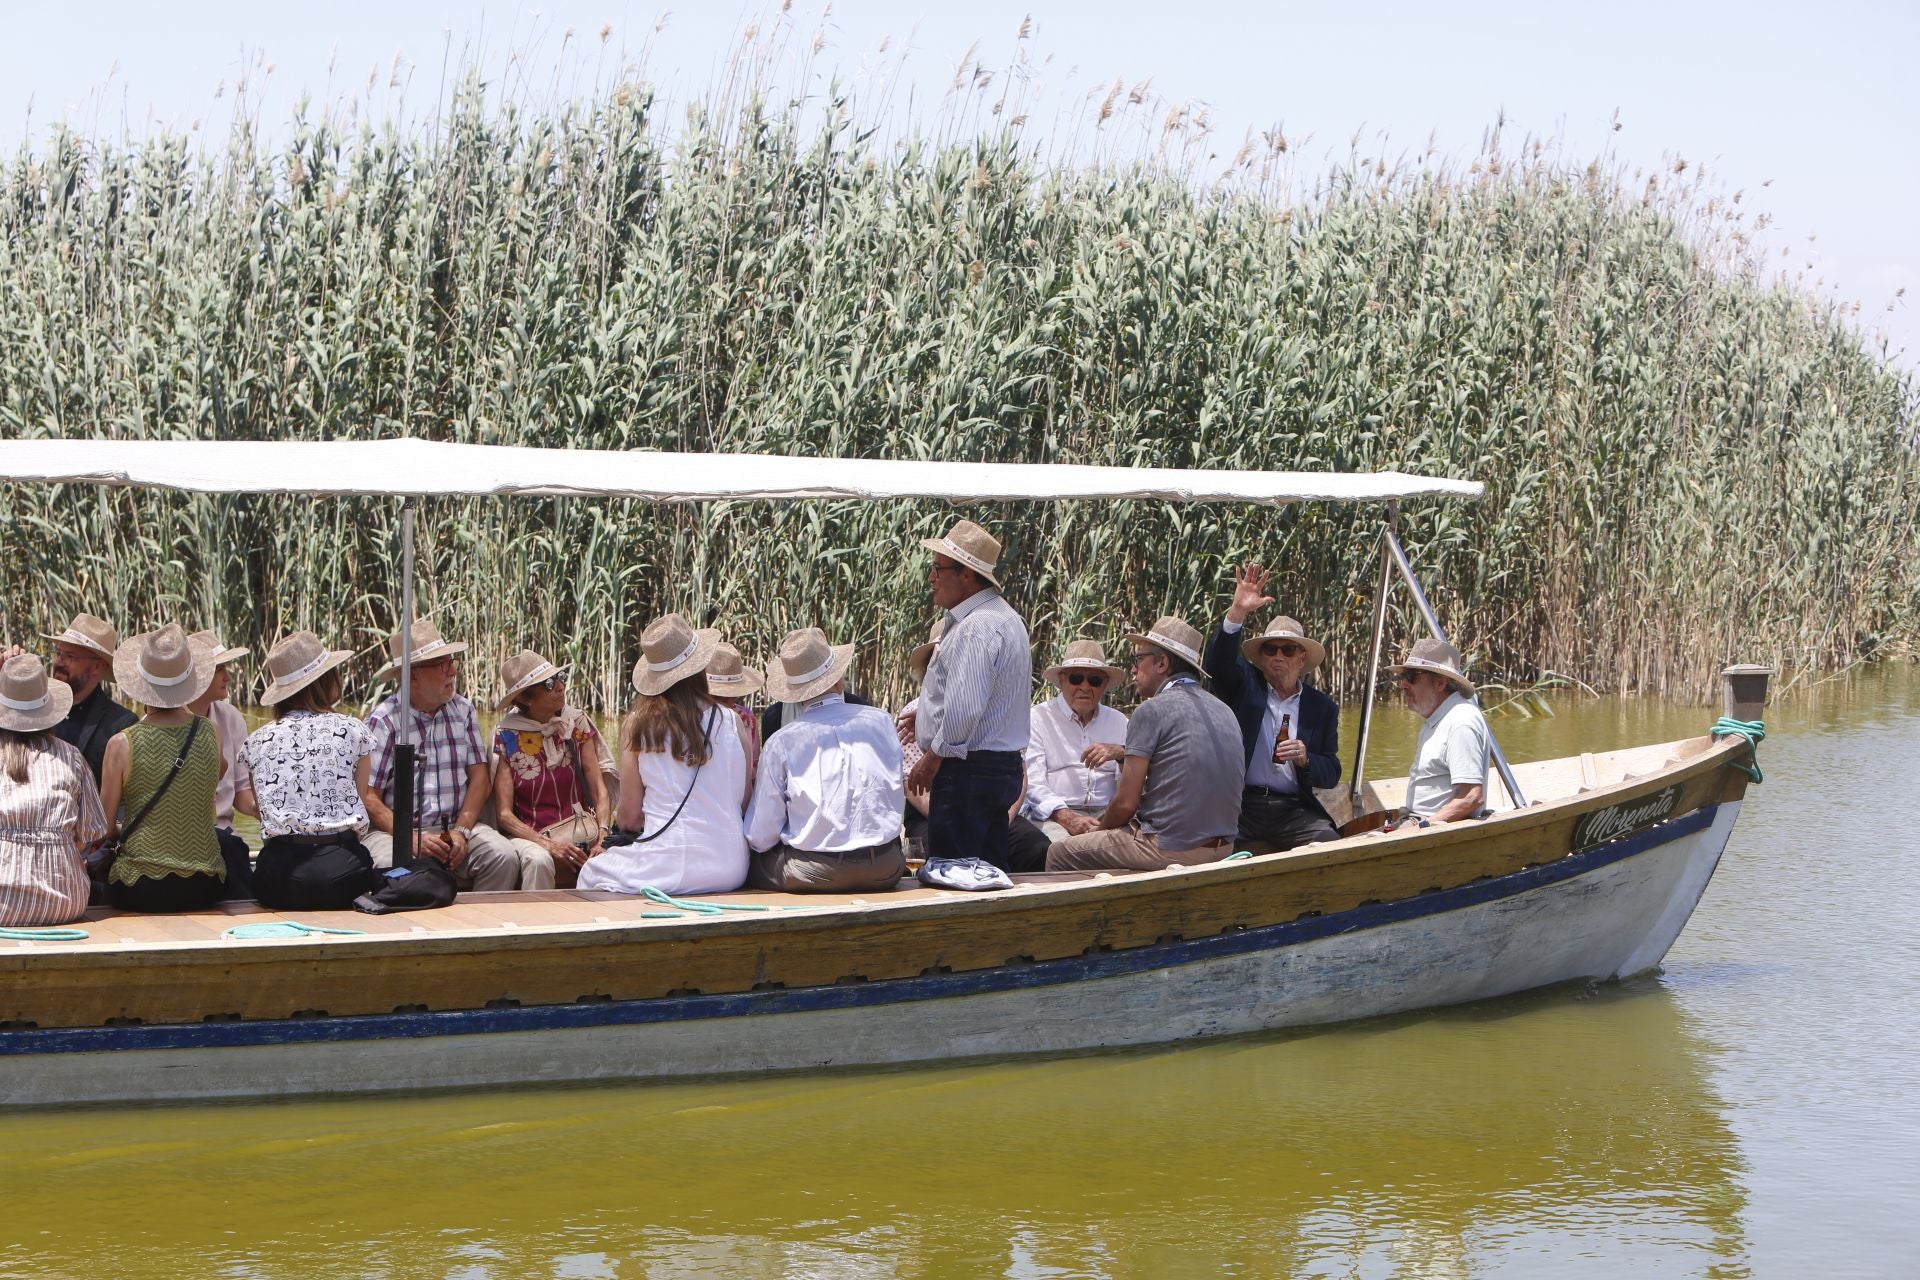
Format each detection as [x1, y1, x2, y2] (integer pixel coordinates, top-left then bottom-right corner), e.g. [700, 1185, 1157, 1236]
[97, 624, 226, 912]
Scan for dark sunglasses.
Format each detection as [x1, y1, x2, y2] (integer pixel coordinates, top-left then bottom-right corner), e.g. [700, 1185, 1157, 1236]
[1260, 641, 1306, 658]
[1064, 672, 1106, 688]
[1394, 672, 1422, 686]
[538, 673, 566, 691]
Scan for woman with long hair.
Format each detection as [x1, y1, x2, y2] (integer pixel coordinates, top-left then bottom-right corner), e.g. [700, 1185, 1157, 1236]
[0, 654, 107, 926]
[577, 614, 750, 896]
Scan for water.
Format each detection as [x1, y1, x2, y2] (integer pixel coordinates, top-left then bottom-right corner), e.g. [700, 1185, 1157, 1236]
[3, 667, 1915, 1278]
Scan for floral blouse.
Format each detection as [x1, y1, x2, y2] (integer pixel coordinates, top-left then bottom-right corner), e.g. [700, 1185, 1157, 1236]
[494, 713, 604, 830]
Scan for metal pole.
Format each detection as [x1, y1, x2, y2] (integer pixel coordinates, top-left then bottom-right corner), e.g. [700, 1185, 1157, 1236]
[392, 502, 417, 870]
[1381, 526, 1527, 809]
[1348, 506, 1398, 811]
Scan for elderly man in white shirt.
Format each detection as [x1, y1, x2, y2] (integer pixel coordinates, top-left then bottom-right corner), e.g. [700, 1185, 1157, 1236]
[1386, 638, 1491, 829]
[746, 628, 909, 893]
[1007, 640, 1128, 872]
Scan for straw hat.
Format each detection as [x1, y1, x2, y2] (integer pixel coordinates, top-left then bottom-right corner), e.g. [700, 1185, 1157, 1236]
[1390, 637, 1476, 696]
[919, 519, 1004, 589]
[908, 618, 946, 680]
[1240, 616, 1326, 669]
[113, 623, 216, 709]
[1042, 639, 1125, 687]
[630, 613, 722, 696]
[373, 617, 467, 680]
[1123, 616, 1206, 673]
[39, 613, 118, 663]
[0, 654, 73, 733]
[496, 649, 568, 711]
[706, 643, 765, 699]
[188, 629, 250, 666]
[259, 631, 354, 707]
[764, 628, 856, 703]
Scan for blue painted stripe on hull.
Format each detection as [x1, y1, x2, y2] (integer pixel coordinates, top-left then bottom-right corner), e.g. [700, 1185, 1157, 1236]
[0, 805, 1717, 1057]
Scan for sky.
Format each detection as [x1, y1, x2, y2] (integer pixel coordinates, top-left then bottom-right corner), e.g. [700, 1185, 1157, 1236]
[5, 0, 1915, 367]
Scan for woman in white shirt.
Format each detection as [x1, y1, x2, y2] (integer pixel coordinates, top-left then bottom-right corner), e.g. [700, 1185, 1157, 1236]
[579, 614, 749, 897]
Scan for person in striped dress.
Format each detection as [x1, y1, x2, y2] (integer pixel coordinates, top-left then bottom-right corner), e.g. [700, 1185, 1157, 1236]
[0, 655, 107, 927]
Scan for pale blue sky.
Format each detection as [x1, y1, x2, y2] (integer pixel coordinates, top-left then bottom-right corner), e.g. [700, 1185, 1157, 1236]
[7, 1, 1915, 365]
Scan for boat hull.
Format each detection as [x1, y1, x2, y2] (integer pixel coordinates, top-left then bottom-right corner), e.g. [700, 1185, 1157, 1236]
[0, 802, 1737, 1107]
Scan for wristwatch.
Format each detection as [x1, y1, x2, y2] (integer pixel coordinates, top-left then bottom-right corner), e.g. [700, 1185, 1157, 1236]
[452, 824, 474, 840]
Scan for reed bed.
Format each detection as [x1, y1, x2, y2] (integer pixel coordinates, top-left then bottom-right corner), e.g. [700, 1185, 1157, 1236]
[0, 46, 1914, 712]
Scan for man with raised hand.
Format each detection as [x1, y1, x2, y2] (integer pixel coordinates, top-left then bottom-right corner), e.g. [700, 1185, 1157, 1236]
[1203, 563, 1343, 851]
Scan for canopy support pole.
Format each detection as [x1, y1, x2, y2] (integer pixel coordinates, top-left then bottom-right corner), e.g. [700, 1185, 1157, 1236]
[1348, 505, 1398, 812]
[1382, 527, 1526, 809]
[392, 502, 417, 870]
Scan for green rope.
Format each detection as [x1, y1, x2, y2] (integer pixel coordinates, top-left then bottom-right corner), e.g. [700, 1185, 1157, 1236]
[639, 886, 772, 916]
[0, 926, 89, 941]
[1224, 851, 1255, 861]
[1711, 717, 1766, 783]
[223, 921, 367, 940]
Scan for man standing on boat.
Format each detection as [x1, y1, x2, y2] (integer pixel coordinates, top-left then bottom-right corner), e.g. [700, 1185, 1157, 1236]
[908, 519, 1031, 890]
[358, 618, 521, 889]
[37, 614, 136, 785]
[1046, 617, 1243, 872]
[1202, 564, 1343, 850]
[1390, 639, 1489, 826]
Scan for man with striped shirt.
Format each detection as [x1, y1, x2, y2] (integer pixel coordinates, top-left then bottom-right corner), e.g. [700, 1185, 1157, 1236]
[907, 519, 1032, 888]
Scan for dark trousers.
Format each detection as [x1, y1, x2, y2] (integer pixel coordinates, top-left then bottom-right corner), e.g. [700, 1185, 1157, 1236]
[746, 838, 906, 893]
[106, 872, 226, 913]
[1005, 816, 1054, 874]
[217, 827, 254, 901]
[927, 751, 1023, 871]
[1238, 787, 1341, 851]
[253, 834, 381, 911]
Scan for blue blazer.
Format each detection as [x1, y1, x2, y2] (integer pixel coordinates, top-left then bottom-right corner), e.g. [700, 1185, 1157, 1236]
[1202, 623, 1342, 823]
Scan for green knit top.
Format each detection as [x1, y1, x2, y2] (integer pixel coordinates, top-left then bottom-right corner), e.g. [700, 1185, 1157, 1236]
[108, 719, 224, 886]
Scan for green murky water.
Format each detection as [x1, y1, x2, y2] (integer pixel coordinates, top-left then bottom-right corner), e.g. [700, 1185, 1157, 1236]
[2, 667, 1914, 1278]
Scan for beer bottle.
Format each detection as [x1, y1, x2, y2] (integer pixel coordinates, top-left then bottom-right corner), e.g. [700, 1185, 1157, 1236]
[1271, 712, 1292, 765]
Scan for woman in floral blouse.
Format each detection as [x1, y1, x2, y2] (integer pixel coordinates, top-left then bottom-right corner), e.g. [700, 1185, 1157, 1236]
[490, 650, 613, 889]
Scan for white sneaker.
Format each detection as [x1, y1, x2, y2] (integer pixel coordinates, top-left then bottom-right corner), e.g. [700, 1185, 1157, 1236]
[916, 857, 1014, 892]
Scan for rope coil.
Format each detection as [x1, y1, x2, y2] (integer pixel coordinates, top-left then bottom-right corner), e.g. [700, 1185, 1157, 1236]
[1711, 717, 1766, 783]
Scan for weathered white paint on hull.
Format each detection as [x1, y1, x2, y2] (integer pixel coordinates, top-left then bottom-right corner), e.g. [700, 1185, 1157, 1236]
[0, 806, 1737, 1107]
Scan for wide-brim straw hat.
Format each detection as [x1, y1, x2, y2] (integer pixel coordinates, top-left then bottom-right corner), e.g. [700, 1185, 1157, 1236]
[908, 618, 946, 680]
[919, 519, 1004, 590]
[631, 613, 722, 696]
[1240, 616, 1327, 669]
[188, 629, 250, 666]
[376, 617, 468, 680]
[259, 631, 354, 707]
[113, 623, 216, 709]
[497, 649, 568, 710]
[706, 643, 765, 699]
[1390, 637, 1477, 696]
[0, 654, 73, 733]
[39, 613, 118, 663]
[1042, 639, 1125, 686]
[1123, 616, 1207, 674]
[764, 627, 856, 703]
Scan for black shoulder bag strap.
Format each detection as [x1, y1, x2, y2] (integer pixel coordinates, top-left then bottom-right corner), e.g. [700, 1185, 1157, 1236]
[631, 707, 717, 845]
[117, 717, 203, 846]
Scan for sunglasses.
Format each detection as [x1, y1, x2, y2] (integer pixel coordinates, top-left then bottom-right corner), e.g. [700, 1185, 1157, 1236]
[1064, 672, 1106, 688]
[1394, 672, 1423, 686]
[538, 673, 566, 691]
[1260, 641, 1306, 658]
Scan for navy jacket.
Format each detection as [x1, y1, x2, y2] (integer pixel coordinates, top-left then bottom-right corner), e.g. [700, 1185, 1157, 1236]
[1202, 623, 1341, 822]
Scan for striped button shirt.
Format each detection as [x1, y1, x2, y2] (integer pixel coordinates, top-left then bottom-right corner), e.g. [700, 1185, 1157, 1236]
[917, 589, 1032, 759]
[365, 693, 488, 830]
[0, 737, 107, 927]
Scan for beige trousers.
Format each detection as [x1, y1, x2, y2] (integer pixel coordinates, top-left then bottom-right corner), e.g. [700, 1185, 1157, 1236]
[363, 822, 520, 891]
[1044, 825, 1233, 873]
[508, 837, 557, 891]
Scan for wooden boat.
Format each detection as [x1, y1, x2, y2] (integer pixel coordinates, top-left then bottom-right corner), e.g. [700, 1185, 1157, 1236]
[0, 440, 1767, 1106]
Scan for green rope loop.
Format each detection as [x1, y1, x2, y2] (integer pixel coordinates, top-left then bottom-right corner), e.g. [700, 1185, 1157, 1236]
[0, 926, 89, 941]
[1224, 850, 1255, 861]
[638, 886, 772, 916]
[1711, 717, 1766, 783]
[223, 921, 367, 940]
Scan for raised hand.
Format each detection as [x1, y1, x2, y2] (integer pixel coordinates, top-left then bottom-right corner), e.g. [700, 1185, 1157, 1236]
[1227, 562, 1275, 625]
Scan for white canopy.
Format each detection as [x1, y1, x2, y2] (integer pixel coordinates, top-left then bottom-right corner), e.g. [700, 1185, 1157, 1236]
[0, 438, 1482, 503]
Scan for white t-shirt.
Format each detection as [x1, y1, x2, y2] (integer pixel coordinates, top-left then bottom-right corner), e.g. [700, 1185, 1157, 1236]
[1407, 692, 1490, 819]
[243, 711, 374, 838]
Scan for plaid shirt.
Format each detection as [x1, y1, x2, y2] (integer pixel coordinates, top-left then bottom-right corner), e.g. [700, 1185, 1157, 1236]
[364, 693, 488, 831]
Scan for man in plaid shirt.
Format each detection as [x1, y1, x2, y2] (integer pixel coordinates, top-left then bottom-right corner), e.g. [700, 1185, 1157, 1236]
[357, 618, 520, 890]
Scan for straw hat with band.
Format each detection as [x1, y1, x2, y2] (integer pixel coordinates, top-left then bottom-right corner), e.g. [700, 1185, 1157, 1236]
[631, 613, 722, 696]
[706, 643, 765, 699]
[496, 649, 569, 711]
[113, 624, 216, 710]
[188, 629, 250, 666]
[764, 628, 856, 703]
[1240, 616, 1326, 669]
[919, 519, 1004, 590]
[376, 618, 468, 680]
[1042, 639, 1125, 687]
[908, 618, 946, 680]
[1124, 616, 1207, 675]
[259, 631, 354, 707]
[0, 654, 73, 733]
[40, 613, 119, 663]
[1390, 638, 1476, 696]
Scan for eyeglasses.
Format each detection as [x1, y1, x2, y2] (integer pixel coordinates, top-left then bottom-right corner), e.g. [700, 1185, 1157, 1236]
[1129, 651, 1157, 668]
[1064, 672, 1106, 688]
[538, 673, 566, 691]
[928, 562, 965, 577]
[1394, 672, 1422, 686]
[1260, 641, 1306, 658]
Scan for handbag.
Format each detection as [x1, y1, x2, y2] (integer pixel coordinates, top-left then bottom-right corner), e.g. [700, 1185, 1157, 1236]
[93, 717, 204, 878]
[536, 731, 602, 849]
[351, 859, 459, 914]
